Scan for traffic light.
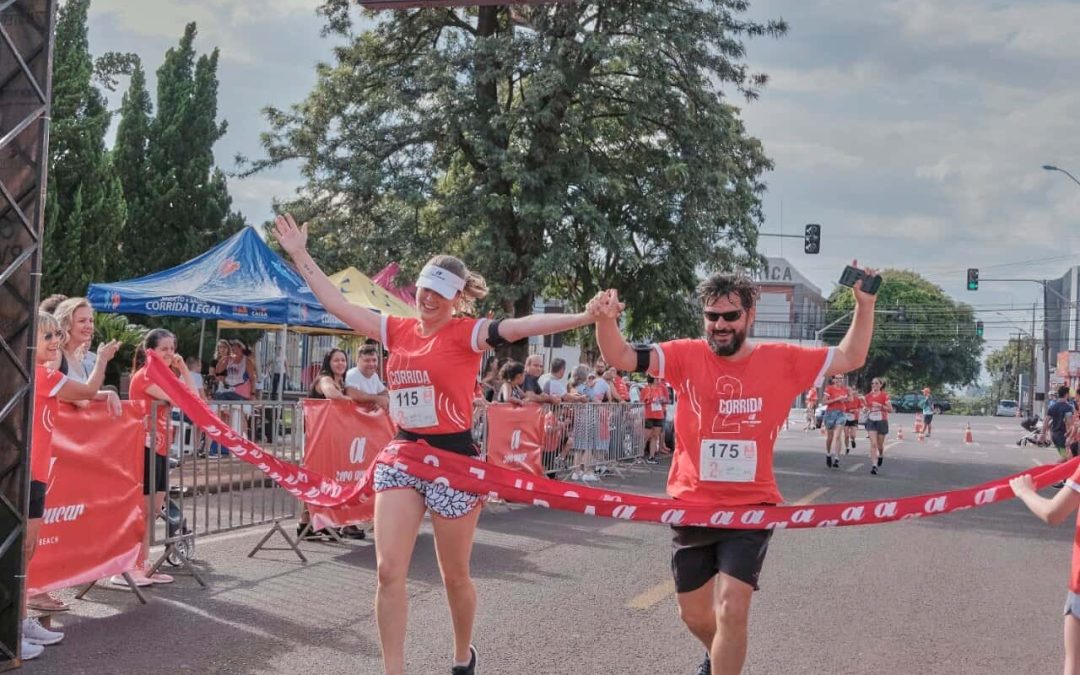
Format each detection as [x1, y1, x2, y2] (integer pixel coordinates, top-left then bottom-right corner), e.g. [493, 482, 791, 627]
[966, 268, 979, 291]
[804, 224, 821, 254]
[975, 320, 984, 337]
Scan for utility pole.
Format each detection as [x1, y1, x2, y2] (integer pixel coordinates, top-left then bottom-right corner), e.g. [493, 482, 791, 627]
[1032, 302, 1038, 416]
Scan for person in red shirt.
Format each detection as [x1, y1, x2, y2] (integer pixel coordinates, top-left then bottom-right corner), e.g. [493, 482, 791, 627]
[803, 387, 818, 431]
[124, 328, 201, 587]
[1010, 469, 1080, 675]
[641, 375, 669, 465]
[273, 213, 600, 675]
[23, 312, 119, 658]
[593, 265, 877, 675]
[863, 377, 894, 474]
[843, 384, 864, 454]
[822, 374, 850, 468]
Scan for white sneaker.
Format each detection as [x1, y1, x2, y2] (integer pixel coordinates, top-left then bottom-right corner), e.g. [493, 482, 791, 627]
[570, 470, 582, 481]
[581, 472, 600, 482]
[23, 617, 63, 645]
[21, 638, 44, 660]
[110, 574, 152, 588]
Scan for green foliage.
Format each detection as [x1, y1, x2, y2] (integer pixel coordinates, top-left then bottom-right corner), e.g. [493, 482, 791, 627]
[250, 1, 785, 344]
[985, 336, 1035, 405]
[823, 269, 983, 391]
[93, 313, 148, 384]
[43, 0, 126, 297]
[116, 23, 244, 279]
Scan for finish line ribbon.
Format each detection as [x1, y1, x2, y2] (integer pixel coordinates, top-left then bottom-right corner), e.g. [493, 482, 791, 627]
[384, 444, 1078, 529]
[147, 352, 372, 508]
[148, 352, 1076, 526]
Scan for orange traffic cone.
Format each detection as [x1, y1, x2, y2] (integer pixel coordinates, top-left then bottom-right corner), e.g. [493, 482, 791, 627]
[897, 425, 904, 440]
[964, 424, 974, 444]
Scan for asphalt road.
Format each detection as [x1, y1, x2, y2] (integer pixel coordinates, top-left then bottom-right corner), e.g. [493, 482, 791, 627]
[24, 413, 1074, 675]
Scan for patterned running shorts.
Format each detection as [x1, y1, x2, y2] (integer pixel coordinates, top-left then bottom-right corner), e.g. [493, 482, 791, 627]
[373, 462, 482, 519]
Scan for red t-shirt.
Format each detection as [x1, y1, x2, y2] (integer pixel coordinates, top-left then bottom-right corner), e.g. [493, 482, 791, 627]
[129, 367, 171, 457]
[864, 391, 890, 421]
[656, 340, 832, 506]
[613, 376, 630, 402]
[1068, 463, 1080, 593]
[806, 388, 818, 405]
[824, 385, 848, 411]
[642, 383, 668, 420]
[31, 365, 67, 483]
[381, 315, 484, 434]
[845, 396, 863, 414]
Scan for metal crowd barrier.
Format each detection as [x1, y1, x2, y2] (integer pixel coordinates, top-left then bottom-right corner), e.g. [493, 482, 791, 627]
[142, 399, 646, 579]
[147, 400, 303, 580]
[475, 401, 647, 477]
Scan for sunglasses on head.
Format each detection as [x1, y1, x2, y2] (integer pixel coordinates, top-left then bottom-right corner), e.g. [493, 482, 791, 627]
[704, 309, 743, 323]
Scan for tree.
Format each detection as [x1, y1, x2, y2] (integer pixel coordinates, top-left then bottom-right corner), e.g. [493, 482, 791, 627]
[250, 1, 785, 357]
[43, 0, 126, 296]
[112, 59, 152, 278]
[121, 23, 243, 278]
[985, 336, 1035, 406]
[822, 270, 983, 392]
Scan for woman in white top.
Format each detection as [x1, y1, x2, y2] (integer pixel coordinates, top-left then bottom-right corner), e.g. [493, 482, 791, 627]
[53, 298, 121, 416]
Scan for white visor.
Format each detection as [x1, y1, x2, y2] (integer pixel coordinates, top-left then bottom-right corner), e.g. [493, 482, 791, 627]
[417, 264, 467, 300]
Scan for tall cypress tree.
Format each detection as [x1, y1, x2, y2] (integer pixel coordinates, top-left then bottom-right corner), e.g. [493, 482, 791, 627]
[43, 0, 126, 295]
[130, 22, 241, 275]
[112, 60, 152, 278]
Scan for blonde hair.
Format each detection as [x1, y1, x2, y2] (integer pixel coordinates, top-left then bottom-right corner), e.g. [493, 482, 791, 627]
[38, 311, 60, 333]
[427, 254, 488, 315]
[53, 297, 93, 351]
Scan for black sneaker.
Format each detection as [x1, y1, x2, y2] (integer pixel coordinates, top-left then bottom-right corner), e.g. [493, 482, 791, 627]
[833, 458, 840, 469]
[870, 466, 878, 475]
[826, 455, 833, 468]
[340, 526, 367, 540]
[695, 653, 712, 675]
[877, 456, 883, 467]
[452, 645, 478, 675]
[645, 457, 660, 465]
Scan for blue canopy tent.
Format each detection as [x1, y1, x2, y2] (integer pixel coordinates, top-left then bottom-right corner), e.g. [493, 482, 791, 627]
[87, 227, 347, 331]
[88, 227, 350, 399]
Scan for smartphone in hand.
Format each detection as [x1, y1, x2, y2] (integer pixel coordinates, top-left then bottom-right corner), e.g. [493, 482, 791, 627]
[839, 265, 882, 295]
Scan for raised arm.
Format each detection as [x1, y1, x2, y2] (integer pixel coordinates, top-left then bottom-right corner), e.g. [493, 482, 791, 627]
[58, 341, 119, 401]
[592, 290, 659, 375]
[826, 261, 878, 375]
[272, 213, 382, 341]
[478, 311, 596, 351]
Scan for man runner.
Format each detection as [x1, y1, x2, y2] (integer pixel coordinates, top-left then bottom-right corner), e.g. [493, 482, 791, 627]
[591, 265, 877, 675]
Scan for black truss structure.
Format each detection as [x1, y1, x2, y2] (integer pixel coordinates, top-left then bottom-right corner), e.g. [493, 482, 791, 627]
[0, 0, 57, 669]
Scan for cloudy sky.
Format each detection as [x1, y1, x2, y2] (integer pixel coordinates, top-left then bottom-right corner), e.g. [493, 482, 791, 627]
[87, 0, 1080, 354]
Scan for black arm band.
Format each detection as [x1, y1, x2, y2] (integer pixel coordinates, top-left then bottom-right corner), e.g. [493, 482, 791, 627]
[633, 345, 653, 373]
[486, 319, 510, 349]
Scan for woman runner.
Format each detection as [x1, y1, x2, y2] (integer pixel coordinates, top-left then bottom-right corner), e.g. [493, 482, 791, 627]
[863, 378, 894, 474]
[272, 213, 599, 675]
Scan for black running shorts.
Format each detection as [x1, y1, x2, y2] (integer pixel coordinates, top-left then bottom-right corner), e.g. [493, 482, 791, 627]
[670, 526, 773, 593]
[29, 480, 47, 519]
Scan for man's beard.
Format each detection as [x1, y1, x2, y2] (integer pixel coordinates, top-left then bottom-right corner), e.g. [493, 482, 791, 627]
[707, 327, 746, 357]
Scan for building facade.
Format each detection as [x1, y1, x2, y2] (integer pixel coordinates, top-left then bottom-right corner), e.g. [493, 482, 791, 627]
[748, 257, 827, 344]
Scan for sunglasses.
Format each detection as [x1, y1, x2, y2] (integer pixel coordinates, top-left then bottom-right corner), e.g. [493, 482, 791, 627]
[704, 309, 743, 323]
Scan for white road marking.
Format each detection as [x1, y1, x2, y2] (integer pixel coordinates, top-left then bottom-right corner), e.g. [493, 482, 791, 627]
[846, 463, 864, 473]
[626, 580, 677, 610]
[792, 487, 830, 505]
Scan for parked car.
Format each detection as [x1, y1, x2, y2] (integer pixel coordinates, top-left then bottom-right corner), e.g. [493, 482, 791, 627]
[995, 399, 1019, 417]
[889, 392, 952, 414]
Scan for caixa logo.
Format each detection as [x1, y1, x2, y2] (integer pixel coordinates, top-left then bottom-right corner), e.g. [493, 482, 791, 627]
[41, 503, 86, 525]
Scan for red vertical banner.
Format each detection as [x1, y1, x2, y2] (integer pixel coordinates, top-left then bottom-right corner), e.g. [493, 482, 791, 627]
[303, 400, 395, 530]
[28, 402, 146, 595]
[485, 403, 546, 476]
